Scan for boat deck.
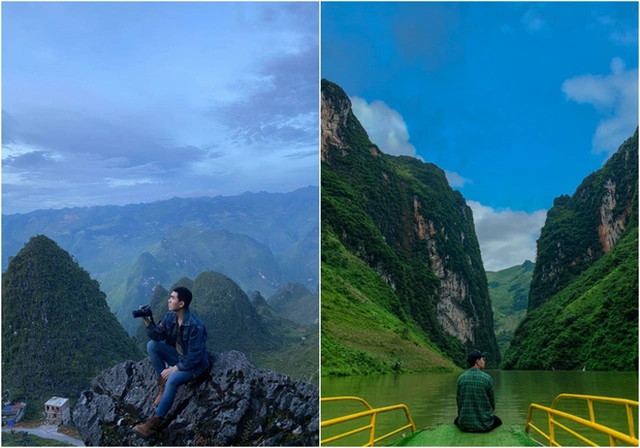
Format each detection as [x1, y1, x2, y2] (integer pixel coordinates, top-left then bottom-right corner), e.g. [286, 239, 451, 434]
[389, 424, 540, 446]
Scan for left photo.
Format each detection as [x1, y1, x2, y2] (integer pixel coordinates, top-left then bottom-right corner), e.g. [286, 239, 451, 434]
[1, 2, 319, 446]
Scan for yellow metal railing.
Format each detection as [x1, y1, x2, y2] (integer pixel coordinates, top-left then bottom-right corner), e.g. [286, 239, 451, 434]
[525, 394, 639, 446]
[321, 396, 417, 446]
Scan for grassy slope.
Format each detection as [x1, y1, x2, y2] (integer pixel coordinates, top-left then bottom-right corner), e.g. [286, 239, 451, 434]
[502, 225, 638, 370]
[321, 232, 459, 376]
[486, 261, 534, 356]
[1, 432, 73, 447]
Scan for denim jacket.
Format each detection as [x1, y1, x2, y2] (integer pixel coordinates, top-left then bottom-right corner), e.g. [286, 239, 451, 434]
[147, 309, 210, 378]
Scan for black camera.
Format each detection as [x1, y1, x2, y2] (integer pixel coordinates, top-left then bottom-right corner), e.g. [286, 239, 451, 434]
[132, 304, 153, 319]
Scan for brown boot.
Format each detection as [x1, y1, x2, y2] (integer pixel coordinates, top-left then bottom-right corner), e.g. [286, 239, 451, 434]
[133, 414, 163, 439]
[153, 376, 166, 406]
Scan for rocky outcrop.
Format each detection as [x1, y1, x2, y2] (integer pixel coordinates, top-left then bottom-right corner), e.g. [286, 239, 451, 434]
[73, 351, 318, 446]
[321, 80, 352, 163]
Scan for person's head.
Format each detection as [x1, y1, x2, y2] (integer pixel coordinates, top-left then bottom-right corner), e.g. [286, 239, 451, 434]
[168, 287, 193, 312]
[467, 350, 487, 369]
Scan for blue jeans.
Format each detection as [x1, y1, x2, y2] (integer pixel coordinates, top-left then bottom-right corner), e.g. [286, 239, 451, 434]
[147, 340, 193, 418]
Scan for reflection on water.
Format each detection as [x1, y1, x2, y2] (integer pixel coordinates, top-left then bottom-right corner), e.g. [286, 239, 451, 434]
[322, 370, 639, 446]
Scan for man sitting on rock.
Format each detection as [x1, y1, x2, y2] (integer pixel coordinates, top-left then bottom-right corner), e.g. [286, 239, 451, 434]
[133, 286, 210, 439]
[454, 350, 502, 433]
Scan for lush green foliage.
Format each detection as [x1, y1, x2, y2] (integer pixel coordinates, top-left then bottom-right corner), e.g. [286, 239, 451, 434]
[267, 282, 318, 326]
[503, 129, 638, 371]
[321, 232, 460, 376]
[321, 79, 499, 373]
[528, 129, 638, 310]
[486, 261, 534, 356]
[1, 431, 73, 447]
[502, 224, 638, 370]
[2, 236, 142, 410]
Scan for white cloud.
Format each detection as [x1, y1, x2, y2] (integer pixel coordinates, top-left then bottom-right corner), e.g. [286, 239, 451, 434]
[351, 96, 417, 157]
[522, 9, 545, 32]
[595, 14, 638, 45]
[467, 200, 547, 272]
[444, 170, 471, 188]
[562, 57, 638, 155]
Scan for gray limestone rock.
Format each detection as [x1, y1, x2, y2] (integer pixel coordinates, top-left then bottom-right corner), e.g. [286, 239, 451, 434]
[72, 351, 318, 446]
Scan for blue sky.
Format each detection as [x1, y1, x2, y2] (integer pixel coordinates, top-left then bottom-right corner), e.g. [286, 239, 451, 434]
[2, 2, 319, 214]
[322, 2, 638, 270]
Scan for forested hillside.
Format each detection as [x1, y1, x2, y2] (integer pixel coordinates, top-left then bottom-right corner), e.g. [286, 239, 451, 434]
[321, 79, 499, 374]
[503, 129, 638, 370]
[2, 235, 141, 414]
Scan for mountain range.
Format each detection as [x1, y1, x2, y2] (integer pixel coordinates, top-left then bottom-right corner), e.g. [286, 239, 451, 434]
[3, 187, 319, 335]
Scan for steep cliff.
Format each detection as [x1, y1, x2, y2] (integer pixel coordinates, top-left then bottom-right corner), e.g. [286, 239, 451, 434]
[321, 79, 499, 371]
[503, 129, 638, 370]
[73, 351, 318, 446]
[528, 129, 638, 311]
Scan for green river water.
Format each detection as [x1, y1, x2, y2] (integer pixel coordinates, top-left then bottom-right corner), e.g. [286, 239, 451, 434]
[321, 370, 639, 446]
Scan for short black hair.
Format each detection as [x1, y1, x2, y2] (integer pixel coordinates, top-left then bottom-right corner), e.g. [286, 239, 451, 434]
[173, 287, 193, 309]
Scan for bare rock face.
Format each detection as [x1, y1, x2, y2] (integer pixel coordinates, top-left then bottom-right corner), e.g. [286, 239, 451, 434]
[73, 351, 319, 446]
[321, 82, 351, 163]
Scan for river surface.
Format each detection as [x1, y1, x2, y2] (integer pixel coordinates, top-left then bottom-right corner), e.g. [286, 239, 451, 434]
[321, 370, 638, 446]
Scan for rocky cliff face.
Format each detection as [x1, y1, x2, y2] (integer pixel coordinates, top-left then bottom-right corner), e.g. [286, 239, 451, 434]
[528, 128, 638, 310]
[321, 82, 351, 163]
[73, 351, 319, 446]
[502, 129, 638, 371]
[321, 79, 499, 367]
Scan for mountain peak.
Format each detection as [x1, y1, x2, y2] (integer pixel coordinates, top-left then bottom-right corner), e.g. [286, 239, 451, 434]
[2, 234, 141, 403]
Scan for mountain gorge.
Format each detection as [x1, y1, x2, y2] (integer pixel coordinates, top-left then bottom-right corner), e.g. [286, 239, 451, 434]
[321, 79, 499, 374]
[503, 129, 638, 371]
[1, 235, 142, 413]
[486, 261, 534, 356]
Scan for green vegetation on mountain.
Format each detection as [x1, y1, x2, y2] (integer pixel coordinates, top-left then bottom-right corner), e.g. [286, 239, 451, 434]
[321, 79, 499, 373]
[486, 261, 534, 356]
[134, 273, 318, 384]
[103, 227, 283, 335]
[322, 230, 459, 375]
[528, 129, 638, 311]
[1, 431, 73, 447]
[2, 235, 142, 415]
[503, 130, 638, 370]
[267, 282, 319, 325]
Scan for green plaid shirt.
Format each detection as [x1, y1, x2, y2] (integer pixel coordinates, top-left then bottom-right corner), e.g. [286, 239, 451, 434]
[456, 367, 495, 432]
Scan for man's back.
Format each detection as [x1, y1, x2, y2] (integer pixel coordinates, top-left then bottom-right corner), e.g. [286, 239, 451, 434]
[456, 367, 495, 432]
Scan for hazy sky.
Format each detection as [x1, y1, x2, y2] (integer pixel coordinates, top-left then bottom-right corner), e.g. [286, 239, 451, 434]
[2, 2, 319, 214]
[322, 2, 638, 270]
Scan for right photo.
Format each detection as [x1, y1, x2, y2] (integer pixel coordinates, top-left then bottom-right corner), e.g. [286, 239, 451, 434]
[319, 2, 638, 447]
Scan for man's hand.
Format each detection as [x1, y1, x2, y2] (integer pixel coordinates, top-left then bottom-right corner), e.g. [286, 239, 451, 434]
[161, 365, 178, 380]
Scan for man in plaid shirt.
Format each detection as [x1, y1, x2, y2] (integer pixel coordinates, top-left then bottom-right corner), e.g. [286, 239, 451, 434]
[454, 350, 503, 432]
